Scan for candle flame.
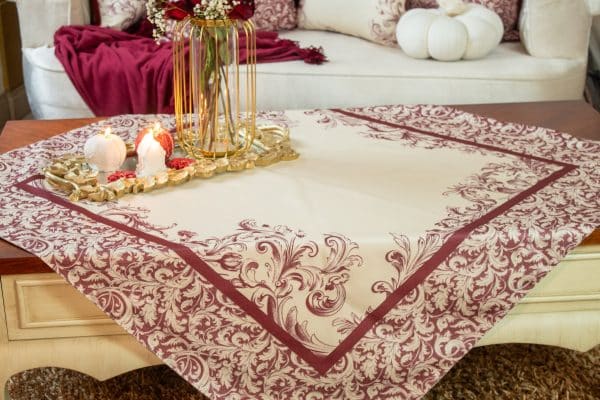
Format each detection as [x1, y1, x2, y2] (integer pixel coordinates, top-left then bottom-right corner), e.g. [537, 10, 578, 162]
[103, 127, 112, 137]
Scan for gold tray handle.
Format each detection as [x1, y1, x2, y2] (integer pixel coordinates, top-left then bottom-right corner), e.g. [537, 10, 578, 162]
[43, 168, 83, 201]
[43, 124, 299, 203]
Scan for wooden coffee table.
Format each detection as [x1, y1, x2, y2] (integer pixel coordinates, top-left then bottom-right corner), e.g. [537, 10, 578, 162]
[0, 101, 599, 397]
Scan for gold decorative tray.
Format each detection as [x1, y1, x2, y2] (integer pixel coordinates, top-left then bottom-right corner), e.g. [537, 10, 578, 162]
[44, 125, 298, 202]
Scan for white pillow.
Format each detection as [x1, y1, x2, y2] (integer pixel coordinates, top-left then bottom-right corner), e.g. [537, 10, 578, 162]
[298, 0, 406, 46]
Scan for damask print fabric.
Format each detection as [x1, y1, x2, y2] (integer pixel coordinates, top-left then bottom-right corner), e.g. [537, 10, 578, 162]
[0, 105, 599, 399]
[91, 0, 297, 32]
[253, 0, 297, 31]
[406, 0, 521, 41]
[298, 0, 406, 46]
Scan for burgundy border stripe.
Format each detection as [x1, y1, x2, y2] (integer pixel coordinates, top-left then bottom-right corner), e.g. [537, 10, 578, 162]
[331, 109, 574, 168]
[15, 111, 578, 375]
[320, 164, 576, 366]
[16, 176, 328, 370]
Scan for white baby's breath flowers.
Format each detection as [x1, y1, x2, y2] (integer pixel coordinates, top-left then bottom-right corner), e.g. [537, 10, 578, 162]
[198, 0, 240, 19]
[147, 0, 169, 40]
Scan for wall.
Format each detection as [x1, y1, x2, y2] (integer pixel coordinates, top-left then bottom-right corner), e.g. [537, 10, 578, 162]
[0, 61, 4, 93]
[0, 58, 8, 129]
[591, 17, 600, 70]
[587, 17, 600, 110]
[0, 0, 29, 130]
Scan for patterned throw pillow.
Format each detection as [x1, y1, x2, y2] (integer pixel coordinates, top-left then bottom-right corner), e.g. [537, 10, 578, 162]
[253, 0, 297, 31]
[90, 0, 146, 30]
[91, 0, 297, 32]
[298, 0, 407, 46]
[406, 0, 521, 41]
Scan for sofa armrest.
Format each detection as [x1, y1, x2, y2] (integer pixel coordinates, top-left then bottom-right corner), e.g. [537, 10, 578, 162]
[519, 0, 593, 59]
[16, 0, 90, 48]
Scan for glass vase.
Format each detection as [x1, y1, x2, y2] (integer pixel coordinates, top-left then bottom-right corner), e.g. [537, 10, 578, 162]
[173, 18, 256, 158]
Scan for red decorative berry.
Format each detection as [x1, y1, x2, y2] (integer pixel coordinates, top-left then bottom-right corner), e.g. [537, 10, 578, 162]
[107, 171, 136, 182]
[167, 158, 196, 170]
[134, 124, 175, 159]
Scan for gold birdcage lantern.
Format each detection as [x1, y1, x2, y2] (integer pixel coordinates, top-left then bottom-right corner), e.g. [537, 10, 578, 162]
[173, 17, 256, 158]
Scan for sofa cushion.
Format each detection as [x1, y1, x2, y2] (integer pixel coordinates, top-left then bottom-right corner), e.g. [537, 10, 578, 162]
[252, 30, 585, 109]
[520, 0, 592, 59]
[22, 47, 93, 119]
[298, 0, 406, 46]
[23, 30, 585, 119]
[406, 0, 521, 41]
[16, 0, 91, 48]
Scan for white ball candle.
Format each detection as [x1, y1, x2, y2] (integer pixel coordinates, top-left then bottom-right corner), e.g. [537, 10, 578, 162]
[84, 127, 127, 172]
[136, 132, 167, 178]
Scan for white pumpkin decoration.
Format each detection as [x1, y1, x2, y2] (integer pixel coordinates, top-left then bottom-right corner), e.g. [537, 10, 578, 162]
[396, 0, 504, 61]
[84, 127, 127, 172]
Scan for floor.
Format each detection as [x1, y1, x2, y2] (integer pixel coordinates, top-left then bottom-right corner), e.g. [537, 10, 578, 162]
[6, 344, 599, 400]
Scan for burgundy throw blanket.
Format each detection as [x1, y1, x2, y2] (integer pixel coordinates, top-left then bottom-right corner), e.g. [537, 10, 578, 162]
[55, 25, 325, 116]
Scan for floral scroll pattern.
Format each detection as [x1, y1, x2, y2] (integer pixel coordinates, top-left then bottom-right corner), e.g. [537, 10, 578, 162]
[179, 219, 364, 354]
[299, 0, 406, 47]
[1, 106, 598, 399]
[371, 0, 407, 46]
[94, 0, 146, 30]
[373, 233, 443, 296]
[253, 0, 297, 31]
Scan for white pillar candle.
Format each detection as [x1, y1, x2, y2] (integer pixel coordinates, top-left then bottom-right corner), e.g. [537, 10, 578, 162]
[83, 127, 127, 172]
[136, 132, 167, 178]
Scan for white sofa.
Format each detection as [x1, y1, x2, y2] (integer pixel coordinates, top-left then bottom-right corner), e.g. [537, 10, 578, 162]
[15, 0, 600, 119]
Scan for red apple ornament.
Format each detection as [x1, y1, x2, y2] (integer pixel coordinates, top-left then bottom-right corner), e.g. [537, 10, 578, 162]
[134, 122, 174, 160]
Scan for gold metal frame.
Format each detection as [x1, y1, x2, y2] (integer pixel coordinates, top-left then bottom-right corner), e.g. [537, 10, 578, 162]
[173, 17, 257, 159]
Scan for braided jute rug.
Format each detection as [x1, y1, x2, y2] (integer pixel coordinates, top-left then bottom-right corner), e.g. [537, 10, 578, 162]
[7, 344, 600, 400]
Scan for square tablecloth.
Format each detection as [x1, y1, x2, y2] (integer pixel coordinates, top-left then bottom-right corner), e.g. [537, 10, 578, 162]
[0, 105, 598, 399]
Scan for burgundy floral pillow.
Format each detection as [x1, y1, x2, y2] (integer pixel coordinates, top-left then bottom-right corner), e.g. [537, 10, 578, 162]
[406, 0, 521, 41]
[91, 0, 297, 32]
[252, 0, 297, 31]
